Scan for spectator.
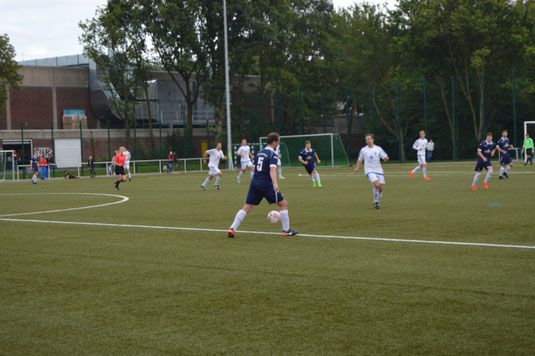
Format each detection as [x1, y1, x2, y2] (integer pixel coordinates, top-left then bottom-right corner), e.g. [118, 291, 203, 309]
[88, 156, 96, 178]
[426, 139, 435, 162]
[13, 150, 19, 171]
[39, 156, 48, 179]
[163, 164, 169, 174]
[47, 153, 54, 177]
[167, 151, 175, 173]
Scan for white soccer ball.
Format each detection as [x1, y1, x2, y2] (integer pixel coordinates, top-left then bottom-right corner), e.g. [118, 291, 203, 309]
[267, 210, 281, 224]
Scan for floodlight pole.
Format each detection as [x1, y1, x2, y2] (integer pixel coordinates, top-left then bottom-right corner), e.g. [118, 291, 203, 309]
[223, 0, 233, 170]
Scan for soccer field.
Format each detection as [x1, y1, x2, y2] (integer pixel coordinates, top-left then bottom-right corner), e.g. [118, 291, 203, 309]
[1, 162, 534, 354]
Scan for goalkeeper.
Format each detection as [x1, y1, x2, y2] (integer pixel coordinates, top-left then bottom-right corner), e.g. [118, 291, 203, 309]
[523, 133, 533, 165]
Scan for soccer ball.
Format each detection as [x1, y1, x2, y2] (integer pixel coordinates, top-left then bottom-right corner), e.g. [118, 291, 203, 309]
[267, 210, 281, 224]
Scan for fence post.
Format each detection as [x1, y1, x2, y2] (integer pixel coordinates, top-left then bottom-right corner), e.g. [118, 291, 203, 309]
[396, 81, 402, 163]
[322, 87, 327, 165]
[159, 124, 162, 159]
[51, 120, 55, 178]
[80, 120, 84, 176]
[249, 95, 254, 141]
[481, 72, 485, 138]
[276, 92, 281, 134]
[512, 70, 517, 147]
[299, 89, 303, 135]
[423, 78, 428, 133]
[370, 84, 374, 134]
[183, 118, 187, 158]
[20, 120, 25, 179]
[107, 120, 111, 161]
[452, 76, 457, 161]
[134, 120, 137, 167]
[206, 119, 210, 147]
[345, 87, 351, 162]
[255, 94, 260, 141]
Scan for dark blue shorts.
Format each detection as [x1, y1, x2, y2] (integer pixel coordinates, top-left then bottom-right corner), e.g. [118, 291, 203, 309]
[245, 181, 284, 205]
[500, 154, 512, 166]
[304, 162, 316, 174]
[475, 159, 492, 171]
[32, 165, 38, 173]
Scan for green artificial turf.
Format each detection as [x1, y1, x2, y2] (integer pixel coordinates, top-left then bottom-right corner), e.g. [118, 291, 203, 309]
[1, 162, 534, 354]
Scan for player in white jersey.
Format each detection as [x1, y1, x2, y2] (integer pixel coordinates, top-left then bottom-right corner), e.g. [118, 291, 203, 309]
[354, 133, 390, 209]
[410, 130, 431, 180]
[201, 142, 227, 190]
[236, 139, 254, 183]
[123, 146, 132, 182]
[275, 144, 285, 179]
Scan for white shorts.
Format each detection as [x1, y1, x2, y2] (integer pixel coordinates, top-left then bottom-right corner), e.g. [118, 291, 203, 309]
[367, 173, 385, 185]
[125, 162, 130, 170]
[208, 164, 221, 176]
[417, 155, 426, 165]
[241, 160, 253, 170]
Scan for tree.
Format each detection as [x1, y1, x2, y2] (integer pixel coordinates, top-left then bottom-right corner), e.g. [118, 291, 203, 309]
[0, 34, 23, 116]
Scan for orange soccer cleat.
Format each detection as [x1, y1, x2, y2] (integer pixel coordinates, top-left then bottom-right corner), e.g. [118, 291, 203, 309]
[471, 185, 477, 191]
[483, 182, 488, 190]
[228, 229, 235, 238]
[424, 176, 431, 180]
[410, 171, 414, 179]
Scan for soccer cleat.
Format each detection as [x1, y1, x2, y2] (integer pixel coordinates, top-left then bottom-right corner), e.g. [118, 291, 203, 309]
[201, 185, 206, 191]
[424, 176, 431, 180]
[483, 182, 488, 190]
[312, 181, 316, 188]
[410, 171, 414, 179]
[374, 202, 380, 209]
[471, 185, 477, 191]
[279, 176, 285, 179]
[215, 185, 220, 190]
[237, 175, 241, 183]
[228, 229, 235, 238]
[499, 176, 504, 180]
[282, 229, 299, 236]
[318, 183, 322, 188]
[504, 172, 509, 179]
[115, 186, 119, 191]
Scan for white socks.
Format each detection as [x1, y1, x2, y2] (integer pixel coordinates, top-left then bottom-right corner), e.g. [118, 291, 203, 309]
[505, 166, 511, 173]
[412, 166, 421, 173]
[215, 176, 221, 185]
[377, 190, 383, 202]
[484, 170, 493, 183]
[250, 170, 254, 177]
[372, 187, 378, 202]
[473, 172, 481, 186]
[238, 171, 243, 179]
[422, 167, 427, 177]
[202, 176, 211, 187]
[314, 172, 321, 184]
[278, 166, 283, 177]
[500, 167, 505, 176]
[310, 175, 315, 183]
[280, 210, 290, 231]
[230, 209, 247, 230]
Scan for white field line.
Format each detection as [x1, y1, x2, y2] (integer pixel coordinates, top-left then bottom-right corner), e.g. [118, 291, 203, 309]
[0, 217, 534, 250]
[0, 193, 129, 218]
[298, 171, 535, 177]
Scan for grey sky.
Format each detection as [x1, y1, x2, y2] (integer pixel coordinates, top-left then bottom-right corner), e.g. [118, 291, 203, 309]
[0, 0, 396, 62]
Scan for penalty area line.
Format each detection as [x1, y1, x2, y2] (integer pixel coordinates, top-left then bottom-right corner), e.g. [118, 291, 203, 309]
[0, 217, 534, 250]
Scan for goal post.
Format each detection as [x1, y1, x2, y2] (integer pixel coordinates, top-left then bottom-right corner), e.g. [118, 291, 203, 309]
[0, 150, 16, 181]
[523, 121, 535, 162]
[259, 133, 350, 168]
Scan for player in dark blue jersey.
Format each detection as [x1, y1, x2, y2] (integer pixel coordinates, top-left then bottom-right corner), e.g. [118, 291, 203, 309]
[497, 129, 514, 179]
[30, 151, 39, 184]
[228, 132, 298, 238]
[472, 132, 496, 190]
[298, 141, 322, 187]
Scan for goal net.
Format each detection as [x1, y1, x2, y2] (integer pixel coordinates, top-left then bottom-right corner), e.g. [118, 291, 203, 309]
[259, 133, 350, 168]
[0, 150, 16, 181]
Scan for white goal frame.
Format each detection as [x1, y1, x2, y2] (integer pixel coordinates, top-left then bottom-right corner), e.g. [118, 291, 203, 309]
[523, 121, 535, 162]
[0, 150, 16, 181]
[259, 133, 349, 168]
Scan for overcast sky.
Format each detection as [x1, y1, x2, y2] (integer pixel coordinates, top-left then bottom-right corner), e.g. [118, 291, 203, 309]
[0, 0, 396, 62]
